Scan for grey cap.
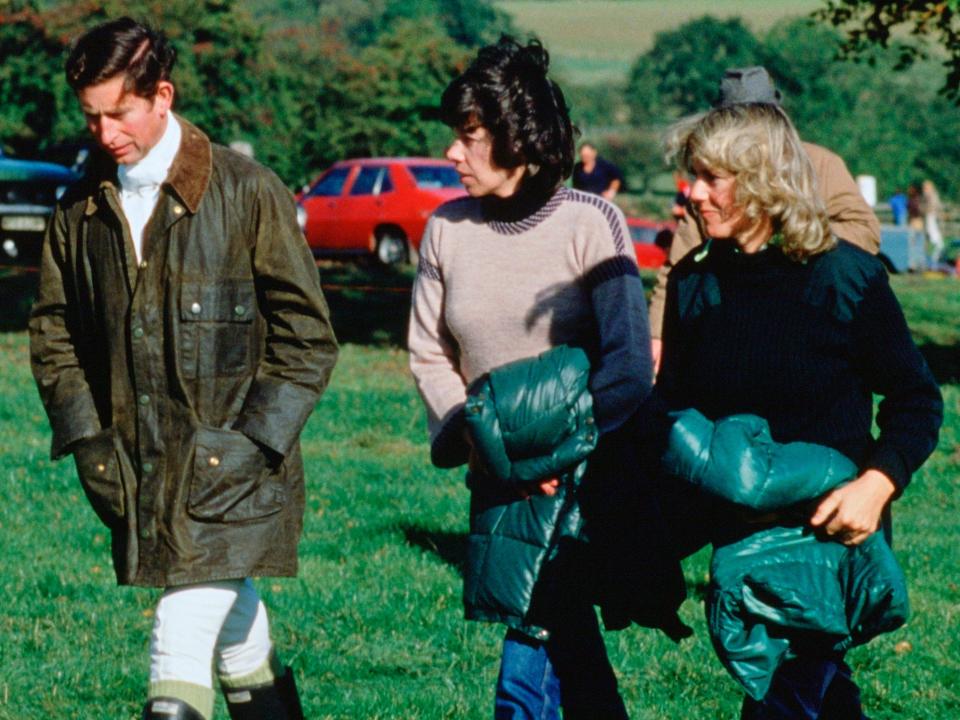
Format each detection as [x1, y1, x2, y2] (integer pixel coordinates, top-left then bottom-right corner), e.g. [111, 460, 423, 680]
[716, 66, 782, 107]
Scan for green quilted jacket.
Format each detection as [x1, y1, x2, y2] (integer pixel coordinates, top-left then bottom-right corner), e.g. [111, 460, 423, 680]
[663, 409, 909, 700]
[462, 345, 598, 640]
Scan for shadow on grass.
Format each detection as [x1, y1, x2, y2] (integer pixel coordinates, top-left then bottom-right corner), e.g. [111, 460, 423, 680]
[320, 261, 413, 348]
[917, 342, 960, 385]
[0, 270, 38, 331]
[401, 525, 467, 577]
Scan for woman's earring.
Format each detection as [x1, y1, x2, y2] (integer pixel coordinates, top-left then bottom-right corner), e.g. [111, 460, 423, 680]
[527, 163, 540, 177]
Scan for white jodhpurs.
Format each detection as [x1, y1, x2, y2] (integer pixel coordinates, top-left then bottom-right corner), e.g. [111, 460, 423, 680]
[149, 578, 274, 689]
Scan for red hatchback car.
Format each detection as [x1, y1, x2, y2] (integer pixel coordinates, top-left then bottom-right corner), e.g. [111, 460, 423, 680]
[626, 216, 675, 269]
[297, 157, 466, 264]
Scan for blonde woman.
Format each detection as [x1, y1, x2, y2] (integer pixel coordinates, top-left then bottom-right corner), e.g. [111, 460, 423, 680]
[657, 103, 942, 719]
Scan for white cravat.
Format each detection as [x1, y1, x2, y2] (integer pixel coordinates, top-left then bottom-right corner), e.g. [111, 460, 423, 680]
[117, 114, 182, 262]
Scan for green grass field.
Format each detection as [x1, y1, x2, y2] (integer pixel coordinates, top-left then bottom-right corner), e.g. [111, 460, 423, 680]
[1, 270, 959, 718]
[498, 0, 823, 85]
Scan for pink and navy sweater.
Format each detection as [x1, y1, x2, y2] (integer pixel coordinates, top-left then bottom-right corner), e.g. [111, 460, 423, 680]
[408, 186, 652, 467]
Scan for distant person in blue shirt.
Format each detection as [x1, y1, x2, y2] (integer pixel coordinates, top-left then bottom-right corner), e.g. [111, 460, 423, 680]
[572, 142, 623, 199]
[889, 189, 908, 225]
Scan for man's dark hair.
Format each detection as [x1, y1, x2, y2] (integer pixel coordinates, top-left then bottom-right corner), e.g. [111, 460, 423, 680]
[65, 17, 176, 98]
[440, 36, 576, 193]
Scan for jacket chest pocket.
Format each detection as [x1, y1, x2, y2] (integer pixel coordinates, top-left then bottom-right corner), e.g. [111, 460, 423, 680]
[179, 281, 256, 379]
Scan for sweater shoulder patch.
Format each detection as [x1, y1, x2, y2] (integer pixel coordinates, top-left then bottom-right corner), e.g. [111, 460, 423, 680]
[803, 242, 884, 323]
[561, 188, 629, 255]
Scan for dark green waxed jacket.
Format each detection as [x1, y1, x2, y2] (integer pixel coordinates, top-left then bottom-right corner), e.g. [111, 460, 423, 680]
[664, 409, 909, 700]
[29, 117, 338, 587]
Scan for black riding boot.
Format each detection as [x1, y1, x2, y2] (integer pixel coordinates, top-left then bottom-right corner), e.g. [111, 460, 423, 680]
[142, 697, 206, 720]
[223, 666, 304, 720]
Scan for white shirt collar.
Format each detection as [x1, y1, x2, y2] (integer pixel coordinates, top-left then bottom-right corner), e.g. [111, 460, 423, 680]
[118, 113, 182, 194]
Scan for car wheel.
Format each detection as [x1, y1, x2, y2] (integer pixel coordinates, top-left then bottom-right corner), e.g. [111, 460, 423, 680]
[376, 230, 408, 265]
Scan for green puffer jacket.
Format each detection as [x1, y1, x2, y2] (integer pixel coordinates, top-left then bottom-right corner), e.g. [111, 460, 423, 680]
[463, 345, 598, 640]
[663, 409, 909, 700]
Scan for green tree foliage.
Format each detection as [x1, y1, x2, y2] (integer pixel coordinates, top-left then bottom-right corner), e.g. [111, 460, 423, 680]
[0, 1, 83, 154]
[622, 14, 960, 200]
[316, 0, 514, 48]
[816, 0, 960, 101]
[625, 17, 765, 124]
[288, 19, 469, 186]
[0, 0, 498, 186]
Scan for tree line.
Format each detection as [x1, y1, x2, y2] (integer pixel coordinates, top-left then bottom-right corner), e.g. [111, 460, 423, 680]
[1, 0, 957, 201]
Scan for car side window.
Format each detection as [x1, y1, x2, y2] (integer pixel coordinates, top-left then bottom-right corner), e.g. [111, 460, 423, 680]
[307, 167, 350, 197]
[410, 165, 462, 189]
[350, 167, 393, 196]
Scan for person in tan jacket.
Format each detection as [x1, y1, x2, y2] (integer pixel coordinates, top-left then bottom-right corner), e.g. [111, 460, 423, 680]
[648, 67, 880, 369]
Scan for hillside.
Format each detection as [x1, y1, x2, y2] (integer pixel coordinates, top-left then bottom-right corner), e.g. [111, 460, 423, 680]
[497, 0, 822, 84]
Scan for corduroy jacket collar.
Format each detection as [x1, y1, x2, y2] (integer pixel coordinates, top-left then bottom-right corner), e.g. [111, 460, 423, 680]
[84, 114, 212, 216]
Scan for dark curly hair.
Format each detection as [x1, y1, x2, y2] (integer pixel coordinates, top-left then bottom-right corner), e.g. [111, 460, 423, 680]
[440, 37, 576, 194]
[66, 17, 176, 98]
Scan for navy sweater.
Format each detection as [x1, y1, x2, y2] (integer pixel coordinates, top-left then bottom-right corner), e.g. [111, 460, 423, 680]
[657, 240, 942, 491]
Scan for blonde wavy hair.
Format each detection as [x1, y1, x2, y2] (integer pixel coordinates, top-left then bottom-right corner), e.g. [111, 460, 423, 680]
[665, 103, 834, 260]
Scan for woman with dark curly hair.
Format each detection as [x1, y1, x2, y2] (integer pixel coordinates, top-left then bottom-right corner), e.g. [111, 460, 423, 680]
[408, 37, 681, 718]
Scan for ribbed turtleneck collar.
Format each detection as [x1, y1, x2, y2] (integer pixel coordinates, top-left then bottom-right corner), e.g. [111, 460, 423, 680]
[482, 184, 566, 235]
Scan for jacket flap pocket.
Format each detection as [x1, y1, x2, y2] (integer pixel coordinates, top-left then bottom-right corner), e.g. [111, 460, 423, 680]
[180, 280, 256, 322]
[189, 425, 284, 522]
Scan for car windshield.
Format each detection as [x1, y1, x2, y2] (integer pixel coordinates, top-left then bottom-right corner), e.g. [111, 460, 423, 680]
[307, 167, 350, 197]
[629, 226, 658, 244]
[409, 165, 462, 190]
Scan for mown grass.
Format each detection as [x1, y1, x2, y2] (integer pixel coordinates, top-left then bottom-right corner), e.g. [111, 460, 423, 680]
[498, 0, 823, 85]
[1, 271, 958, 718]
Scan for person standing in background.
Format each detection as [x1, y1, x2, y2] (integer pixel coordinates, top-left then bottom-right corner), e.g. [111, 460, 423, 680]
[889, 188, 908, 226]
[572, 141, 624, 199]
[921, 179, 944, 263]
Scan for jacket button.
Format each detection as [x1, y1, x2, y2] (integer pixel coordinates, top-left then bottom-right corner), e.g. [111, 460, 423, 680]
[173, 205, 183, 215]
[190, 302, 202, 315]
[585, 433, 596, 443]
[142, 462, 154, 474]
[585, 417, 594, 426]
[139, 260, 148, 269]
[138, 394, 150, 406]
[234, 305, 245, 316]
[140, 527, 151, 540]
[132, 327, 144, 339]
[208, 456, 221, 468]
[96, 463, 106, 473]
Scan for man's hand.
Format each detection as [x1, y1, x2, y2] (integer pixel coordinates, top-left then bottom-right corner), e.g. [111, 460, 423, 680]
[809, 469, 896, 546]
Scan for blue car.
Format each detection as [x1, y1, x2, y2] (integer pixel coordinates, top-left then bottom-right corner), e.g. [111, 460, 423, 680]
[1, 153, 80, 268]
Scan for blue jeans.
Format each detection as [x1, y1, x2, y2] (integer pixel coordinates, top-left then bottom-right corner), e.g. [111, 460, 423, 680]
[494, 605, 627, 720]
[740, 656, 867, 720]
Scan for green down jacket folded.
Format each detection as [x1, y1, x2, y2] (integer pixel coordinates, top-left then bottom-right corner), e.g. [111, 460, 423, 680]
[663, 409, 909, 700]
[462, 344, 598, 638]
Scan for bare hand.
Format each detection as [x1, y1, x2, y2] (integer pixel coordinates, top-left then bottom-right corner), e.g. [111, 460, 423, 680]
[517, 477, 560, 499]
[809, 469, 896, 546]
[651, 338, 663, 376]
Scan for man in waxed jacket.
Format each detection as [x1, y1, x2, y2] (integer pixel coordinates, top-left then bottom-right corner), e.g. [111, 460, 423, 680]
[29, 18, 337, 720]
